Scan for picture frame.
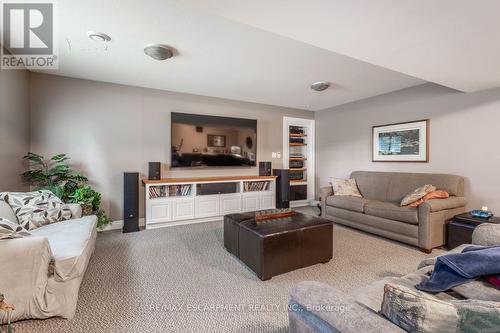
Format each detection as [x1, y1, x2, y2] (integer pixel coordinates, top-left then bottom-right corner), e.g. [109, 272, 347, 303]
[207, 134, 226, 147]
[372, 119, 429, 162]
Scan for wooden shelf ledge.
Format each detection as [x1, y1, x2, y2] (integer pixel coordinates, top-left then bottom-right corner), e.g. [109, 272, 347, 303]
[143, 175, 277, 185]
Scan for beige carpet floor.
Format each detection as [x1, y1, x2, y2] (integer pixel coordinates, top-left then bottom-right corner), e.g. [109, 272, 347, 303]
[10, 207, 436, 333]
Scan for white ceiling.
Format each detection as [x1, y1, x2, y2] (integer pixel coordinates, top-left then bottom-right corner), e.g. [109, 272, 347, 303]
[29, 0, 424, 111]
[181, 0, 500, 93]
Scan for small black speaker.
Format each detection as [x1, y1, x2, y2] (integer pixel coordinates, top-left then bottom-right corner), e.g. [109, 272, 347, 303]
[123, 172, 140, 233]
[148, 162, 161, 180]
[273, 169, 290, 208]
[259, 161, 272, 176]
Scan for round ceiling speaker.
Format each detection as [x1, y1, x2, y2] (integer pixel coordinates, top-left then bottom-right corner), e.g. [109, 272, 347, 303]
[144, 44, 174, 61]
[87, 31, 111, 42]
[310, 81, 330, 92]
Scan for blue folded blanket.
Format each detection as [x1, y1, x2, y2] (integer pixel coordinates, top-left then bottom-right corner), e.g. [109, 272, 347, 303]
[416, 245, 500, 293]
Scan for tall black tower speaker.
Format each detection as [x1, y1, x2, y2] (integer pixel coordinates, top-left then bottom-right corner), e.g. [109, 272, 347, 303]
[273, 169, 290, 208]
[148, 162, 161, 180]
[123, 172, 140, 233]
[259, 161, 272, 176]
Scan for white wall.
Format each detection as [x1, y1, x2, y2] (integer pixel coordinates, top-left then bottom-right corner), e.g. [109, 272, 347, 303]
[0, 70, 30, 191]
[30, 73, 313, 220]
[316, 83, 500, 213]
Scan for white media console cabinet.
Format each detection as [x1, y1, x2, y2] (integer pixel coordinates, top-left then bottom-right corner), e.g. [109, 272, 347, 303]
[143, 175, 277, 229]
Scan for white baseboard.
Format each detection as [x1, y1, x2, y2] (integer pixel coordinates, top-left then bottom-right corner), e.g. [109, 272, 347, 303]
[98, 218, 145, 232]
[100, 202, 320, 232]
[290, 200, 319, 208]
[145, 216, 223, 230]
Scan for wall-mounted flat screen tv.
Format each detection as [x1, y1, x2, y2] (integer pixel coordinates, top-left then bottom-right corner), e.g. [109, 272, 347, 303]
[171, 112, 257, 168]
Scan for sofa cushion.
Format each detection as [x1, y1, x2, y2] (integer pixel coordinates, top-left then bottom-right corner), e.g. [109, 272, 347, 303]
[353, 268, 457, 313]
[365, 201, 419, 224]
[30, 215, 97, 281]
[387, 172, 464, 202]
[381, 283, 500, 333]
[351, 171, 393, 201]
[0, 191, 73, 230]
[326, 196, 370, 213]
[291, 281, 405, 333]
[417, 244, 500, 302]
[452, 280, 500, 302]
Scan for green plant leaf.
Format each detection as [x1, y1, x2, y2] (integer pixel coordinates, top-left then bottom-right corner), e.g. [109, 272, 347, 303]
[22, 170, 49, 181]
[50, 153, 69, 162]
[21, 153, 104, 228]
[97, 209, 112, 229]
[23, 152, 45, 165]
[47, 164, 70, 176]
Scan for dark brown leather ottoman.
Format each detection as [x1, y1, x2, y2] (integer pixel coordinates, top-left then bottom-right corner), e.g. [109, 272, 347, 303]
[224, 212, 333, 280]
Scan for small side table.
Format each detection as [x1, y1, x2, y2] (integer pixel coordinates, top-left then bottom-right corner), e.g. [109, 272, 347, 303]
[447, 212, 500, 249]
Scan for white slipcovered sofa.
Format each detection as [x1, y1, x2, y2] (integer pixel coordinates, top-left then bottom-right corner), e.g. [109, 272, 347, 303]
[0, 199, 97, 323]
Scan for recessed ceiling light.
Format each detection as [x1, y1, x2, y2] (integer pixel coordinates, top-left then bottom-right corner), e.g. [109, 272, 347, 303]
[144, 44, 175, 61]
[87, 31, 111, 42]
[310, 81, 330, 92]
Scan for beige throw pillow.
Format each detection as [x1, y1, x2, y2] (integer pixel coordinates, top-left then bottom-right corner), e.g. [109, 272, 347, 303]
[381, 283, 500, 333]
[0, 217, 31, 239]
[0, 190, 72, 230]
[400, 184, 436, 206]
[330, 178, 362, 197]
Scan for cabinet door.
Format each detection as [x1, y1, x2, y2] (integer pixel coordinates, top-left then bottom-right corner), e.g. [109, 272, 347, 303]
[242, 193, 260, 212]
[260, 193, 275, 210]
[147, 199, 172, 224]
[172, 198, 195, 221]
[220, 194, 242, 215]
[195, 195, 220, 218]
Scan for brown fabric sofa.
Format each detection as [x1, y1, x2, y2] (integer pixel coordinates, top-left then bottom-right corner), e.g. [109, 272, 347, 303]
[320, 171, 467, 252]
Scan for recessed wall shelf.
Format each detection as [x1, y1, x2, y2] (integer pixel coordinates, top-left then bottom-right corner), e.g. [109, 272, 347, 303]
[283, 118, 315, 207]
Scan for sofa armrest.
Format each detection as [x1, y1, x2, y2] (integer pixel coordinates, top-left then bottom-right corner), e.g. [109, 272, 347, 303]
[289, 281, 404, 333]
[0, 236, 53, 323]
[417, 197, 467, 250]
[472, 223, 500, 246]
[320, 186, 333, 216]
[66, 203, 82, 219]
[419, 196, 467, 213]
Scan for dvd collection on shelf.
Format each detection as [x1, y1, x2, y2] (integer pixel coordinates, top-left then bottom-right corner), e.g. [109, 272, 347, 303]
[289, 126, 305, 135]
[243, 181, 270, 192]
[149, 185, 192, 198]
[289, 125, 307, 182]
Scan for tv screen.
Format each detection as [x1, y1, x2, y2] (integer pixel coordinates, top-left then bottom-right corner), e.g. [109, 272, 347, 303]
[171, 112, 257, 168]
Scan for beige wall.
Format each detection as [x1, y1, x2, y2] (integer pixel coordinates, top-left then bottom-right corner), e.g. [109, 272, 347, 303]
[316, 83, 500, 213]
[0, 70, 30, 192]
[30, 73, 313, 221]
